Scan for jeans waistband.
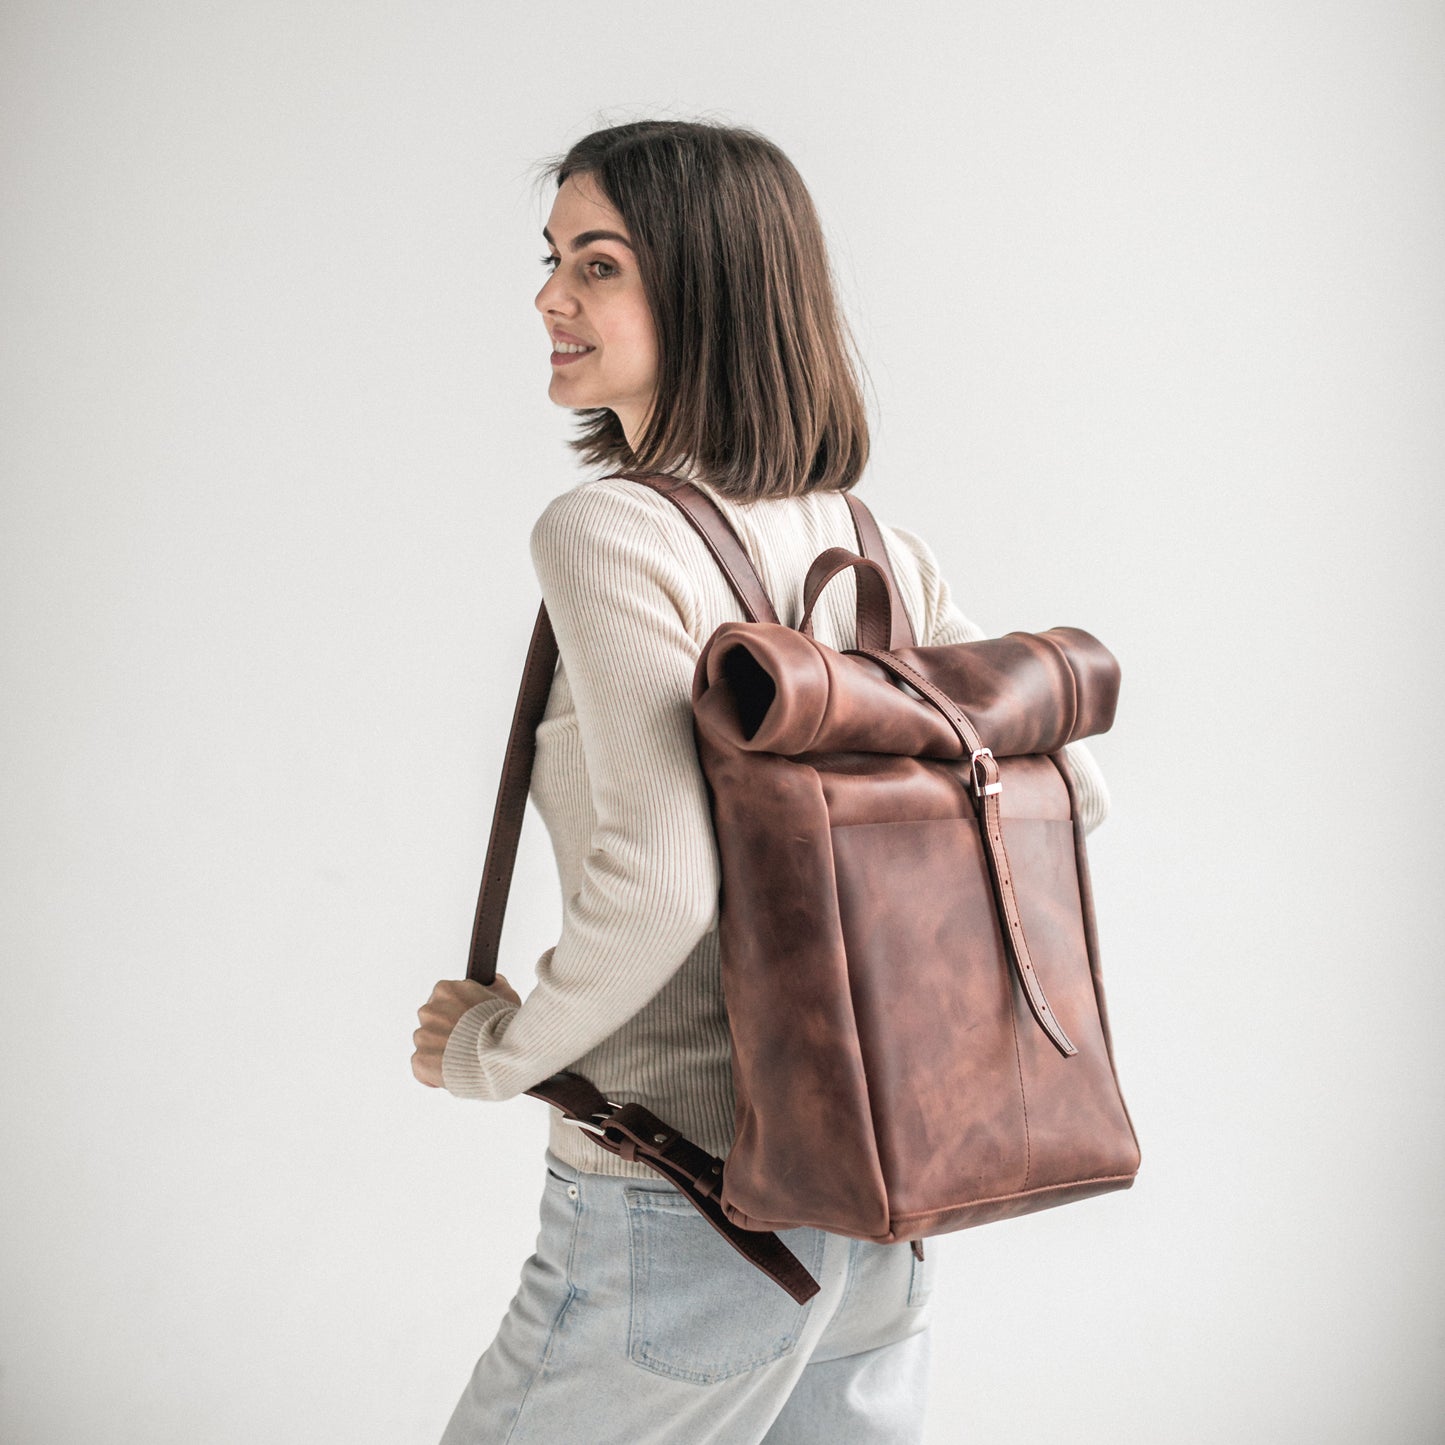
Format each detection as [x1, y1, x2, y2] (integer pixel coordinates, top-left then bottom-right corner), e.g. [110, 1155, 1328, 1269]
[543, 1146, 680, 1192]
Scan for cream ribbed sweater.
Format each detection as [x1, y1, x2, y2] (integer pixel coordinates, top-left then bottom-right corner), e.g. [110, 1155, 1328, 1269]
[441, 471, 1111, 1178]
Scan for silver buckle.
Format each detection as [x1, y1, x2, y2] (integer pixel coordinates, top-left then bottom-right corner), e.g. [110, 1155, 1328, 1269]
[559, 1100, 622, 1137]
[970, 747, 1002, 799]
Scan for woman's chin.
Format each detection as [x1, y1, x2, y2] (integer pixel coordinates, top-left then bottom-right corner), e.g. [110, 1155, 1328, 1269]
[548, 375, 594, 407]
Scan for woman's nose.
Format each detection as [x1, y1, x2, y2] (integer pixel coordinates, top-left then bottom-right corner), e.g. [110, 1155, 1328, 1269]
[534, 269, 577, 315]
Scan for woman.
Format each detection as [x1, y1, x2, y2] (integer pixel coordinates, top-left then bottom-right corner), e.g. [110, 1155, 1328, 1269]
[412, 120, 1110, 1444]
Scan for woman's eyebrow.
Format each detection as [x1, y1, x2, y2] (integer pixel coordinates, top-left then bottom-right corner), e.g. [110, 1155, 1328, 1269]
[542, 226, 635, 252]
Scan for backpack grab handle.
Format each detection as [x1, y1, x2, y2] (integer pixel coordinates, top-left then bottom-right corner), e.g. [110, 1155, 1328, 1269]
[798, 547, 895, 652]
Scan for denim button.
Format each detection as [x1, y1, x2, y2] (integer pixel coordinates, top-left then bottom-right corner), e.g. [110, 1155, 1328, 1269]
[567, 1184, 579, 1200]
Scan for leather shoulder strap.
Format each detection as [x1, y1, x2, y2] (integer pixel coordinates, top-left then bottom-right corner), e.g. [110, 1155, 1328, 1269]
[466, 602, 558, 984]
[843, 492, 916, 648]
[617, 472, 779, 624]
[622, 471, 917, 646]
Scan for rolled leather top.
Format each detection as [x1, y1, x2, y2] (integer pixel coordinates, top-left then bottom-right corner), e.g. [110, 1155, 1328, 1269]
[692, 624, 1120, 759]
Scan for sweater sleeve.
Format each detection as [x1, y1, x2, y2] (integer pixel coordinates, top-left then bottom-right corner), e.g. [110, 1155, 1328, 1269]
[885, 524, 1112, 836]
[441, 481, 719, 1101]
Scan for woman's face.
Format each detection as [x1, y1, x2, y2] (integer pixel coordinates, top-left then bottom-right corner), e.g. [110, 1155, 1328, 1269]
[535, 173, 659, 450]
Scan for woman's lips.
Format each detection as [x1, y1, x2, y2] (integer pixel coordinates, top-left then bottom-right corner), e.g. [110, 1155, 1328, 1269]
[550, 347, 595, 367]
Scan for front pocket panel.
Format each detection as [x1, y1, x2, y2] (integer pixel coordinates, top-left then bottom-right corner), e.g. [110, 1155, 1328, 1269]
[625, 1188, 824, 1384]
[831, 815, 1031, 1212]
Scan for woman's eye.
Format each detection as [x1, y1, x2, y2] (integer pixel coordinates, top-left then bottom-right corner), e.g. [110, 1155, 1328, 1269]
[536, 255, 617, 279]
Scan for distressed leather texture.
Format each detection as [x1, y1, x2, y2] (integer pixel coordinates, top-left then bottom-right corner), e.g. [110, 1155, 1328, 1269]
[689, 607, 1140, 1239]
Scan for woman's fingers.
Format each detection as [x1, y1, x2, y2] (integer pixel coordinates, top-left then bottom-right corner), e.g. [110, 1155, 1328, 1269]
[411, 976, 522, 1086]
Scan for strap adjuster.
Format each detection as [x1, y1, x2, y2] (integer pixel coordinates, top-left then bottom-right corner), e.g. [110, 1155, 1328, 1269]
[971, 747, 1002, 799]
[558, 1099, 622, 1137]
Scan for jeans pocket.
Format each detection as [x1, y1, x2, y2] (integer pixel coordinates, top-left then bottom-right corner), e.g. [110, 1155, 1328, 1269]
[624, 1188, 824, 1384]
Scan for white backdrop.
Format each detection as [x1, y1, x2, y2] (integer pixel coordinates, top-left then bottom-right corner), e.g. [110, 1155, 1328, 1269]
[3, 2, 1442, 1441]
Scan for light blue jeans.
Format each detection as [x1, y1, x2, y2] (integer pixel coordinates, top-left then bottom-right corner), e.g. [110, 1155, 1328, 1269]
[438, 1148, 936, 1444]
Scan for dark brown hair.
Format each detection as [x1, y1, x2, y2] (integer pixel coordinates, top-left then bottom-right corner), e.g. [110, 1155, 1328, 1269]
[535, 120, 872, 500]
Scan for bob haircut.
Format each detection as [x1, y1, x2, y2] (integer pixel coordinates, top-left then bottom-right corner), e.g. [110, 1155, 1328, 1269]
[536, 120, 872, 501]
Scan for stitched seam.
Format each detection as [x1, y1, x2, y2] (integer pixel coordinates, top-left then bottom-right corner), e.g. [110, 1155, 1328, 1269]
[856, 560, 885, 646]
[834, 1235, 862, 1314]
[876, 528, 921, 648]
[625, 1199, 814, 1382]
[830, 815, 1066, 833]
[1009, 978, 1032, 1192]
[889, 1171, 1138, 1224]
[498, 1185, 583, 1444]
[844, 501, 913, 647]
[626, 1194, 644, 1377]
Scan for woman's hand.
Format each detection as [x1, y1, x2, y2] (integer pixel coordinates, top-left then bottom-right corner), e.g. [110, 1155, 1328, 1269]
[411, 975, 522, 1088]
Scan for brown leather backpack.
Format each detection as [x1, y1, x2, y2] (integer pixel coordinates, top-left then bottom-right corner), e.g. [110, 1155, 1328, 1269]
[467, 473, 1140, 1304]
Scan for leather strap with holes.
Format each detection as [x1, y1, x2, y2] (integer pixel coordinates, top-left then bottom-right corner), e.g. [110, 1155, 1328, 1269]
[526, 1069, 821, 1303]
[847, 645, 1078, 1057]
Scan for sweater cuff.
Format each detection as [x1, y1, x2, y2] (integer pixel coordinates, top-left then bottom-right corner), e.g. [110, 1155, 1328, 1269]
[440, 997, 520, 1099]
